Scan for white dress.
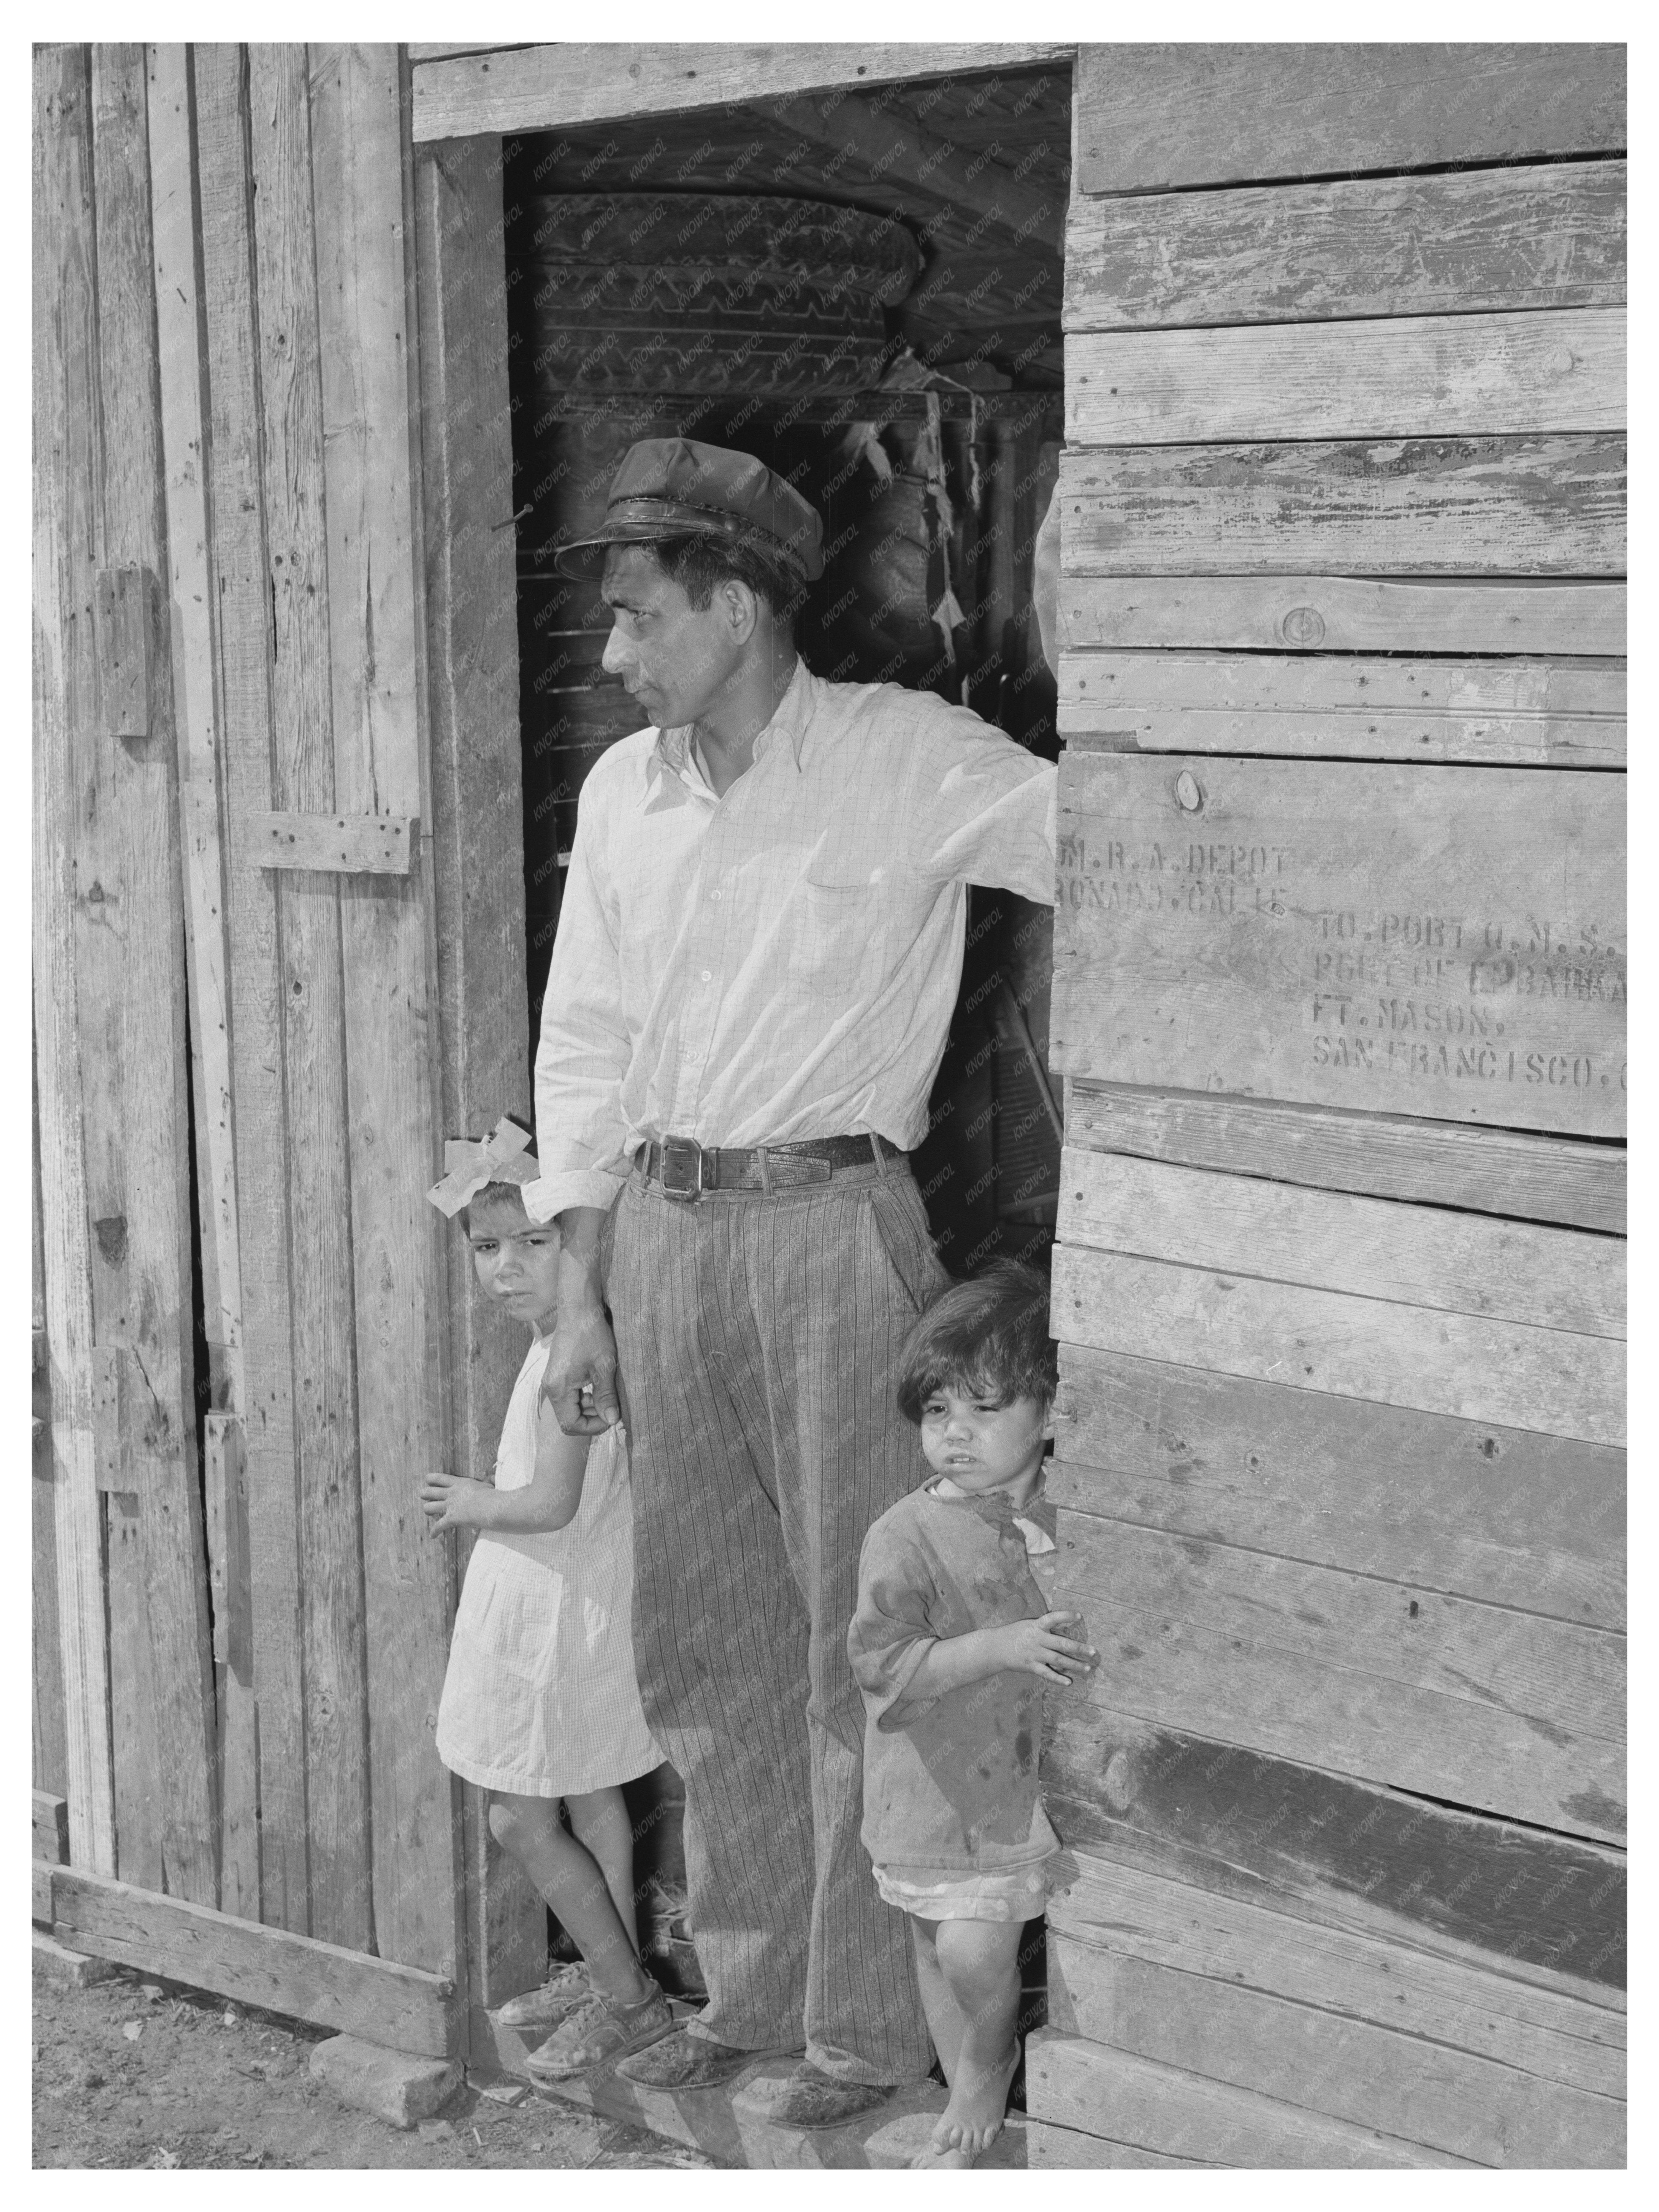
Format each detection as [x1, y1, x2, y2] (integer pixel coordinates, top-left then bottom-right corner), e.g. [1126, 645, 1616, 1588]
[435, 1336, 661, 1796]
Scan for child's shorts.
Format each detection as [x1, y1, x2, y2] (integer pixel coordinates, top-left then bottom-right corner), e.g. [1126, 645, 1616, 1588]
[873, 1859, 1055, 1923]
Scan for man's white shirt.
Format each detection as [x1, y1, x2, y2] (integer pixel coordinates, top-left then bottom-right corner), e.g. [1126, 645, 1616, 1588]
[524, 659, 1058, 1224]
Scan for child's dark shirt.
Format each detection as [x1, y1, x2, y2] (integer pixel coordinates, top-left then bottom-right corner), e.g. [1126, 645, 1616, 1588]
[848, 1475, 1061, 1874]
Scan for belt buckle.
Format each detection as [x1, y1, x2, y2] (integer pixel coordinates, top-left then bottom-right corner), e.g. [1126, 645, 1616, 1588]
[659, 1135, 705, 1202]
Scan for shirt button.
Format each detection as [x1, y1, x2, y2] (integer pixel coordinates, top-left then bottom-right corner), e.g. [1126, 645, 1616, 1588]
[709, 888, 721, 901]
[701, 969, 712, 982]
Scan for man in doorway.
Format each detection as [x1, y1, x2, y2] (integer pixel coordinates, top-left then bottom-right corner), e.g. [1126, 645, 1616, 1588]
[523, 437, 1056, 2126]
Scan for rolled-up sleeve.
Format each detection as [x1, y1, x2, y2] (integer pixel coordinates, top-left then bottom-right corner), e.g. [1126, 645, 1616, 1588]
[848, 1528, 942, 1733]
[904, 702, 1057, 906]
[525, 791, 635, 1224]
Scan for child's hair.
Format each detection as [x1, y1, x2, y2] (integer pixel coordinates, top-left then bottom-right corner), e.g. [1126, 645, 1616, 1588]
[896, 1259, 1057, 1424]
[458, 1180, 533, 1233]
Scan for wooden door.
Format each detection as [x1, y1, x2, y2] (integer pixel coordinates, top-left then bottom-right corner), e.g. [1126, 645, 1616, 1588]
[1030, 42, 1626, 2169]
[34, 44, 497, 2039]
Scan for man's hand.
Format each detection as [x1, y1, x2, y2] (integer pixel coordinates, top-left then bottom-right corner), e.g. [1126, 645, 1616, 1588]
[542, 1299, 621, 1434]
[538, 1204, 623, 1434]
[987, 1612, 1098, 1687]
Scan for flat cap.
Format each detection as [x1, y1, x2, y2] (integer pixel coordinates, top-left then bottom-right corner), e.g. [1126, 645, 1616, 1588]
[553, 437, 824, 582]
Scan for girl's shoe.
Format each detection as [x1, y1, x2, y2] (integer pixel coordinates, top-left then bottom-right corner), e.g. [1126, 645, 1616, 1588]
[496, 1961, 591, 2032]
[525, 1982, 674, 2085]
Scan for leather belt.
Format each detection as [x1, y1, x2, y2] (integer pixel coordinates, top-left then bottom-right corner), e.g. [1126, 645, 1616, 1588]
[639, 1133, 903, 1200]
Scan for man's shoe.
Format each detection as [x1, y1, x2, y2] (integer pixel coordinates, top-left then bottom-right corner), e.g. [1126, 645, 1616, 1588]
[744, 2060, 896, 2130]
[614, 2028, 778, 2090]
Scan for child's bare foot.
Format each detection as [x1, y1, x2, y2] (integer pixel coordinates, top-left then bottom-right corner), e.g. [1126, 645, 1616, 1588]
[909, 2139, 975, 2169]
[933, 2039, 1019, 2160]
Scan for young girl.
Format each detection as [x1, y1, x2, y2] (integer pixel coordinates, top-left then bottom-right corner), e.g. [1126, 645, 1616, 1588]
[421, 1169, 671, 2086]
[848, 1261, 1097, 2169]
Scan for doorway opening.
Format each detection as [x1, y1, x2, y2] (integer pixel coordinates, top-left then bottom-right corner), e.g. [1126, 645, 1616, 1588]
[499, 59, 1072, 1279]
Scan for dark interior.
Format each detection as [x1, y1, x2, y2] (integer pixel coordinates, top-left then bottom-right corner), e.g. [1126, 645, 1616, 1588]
[499, 59, 1072, 1276]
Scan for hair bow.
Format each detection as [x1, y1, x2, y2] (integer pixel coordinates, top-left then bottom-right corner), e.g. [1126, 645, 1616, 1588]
[427, 1116, 538, 1218]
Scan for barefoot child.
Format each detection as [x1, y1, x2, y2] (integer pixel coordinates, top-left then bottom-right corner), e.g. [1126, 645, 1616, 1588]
[848, 1261, 1097, 2168]
[421, 1150, 670, 2087]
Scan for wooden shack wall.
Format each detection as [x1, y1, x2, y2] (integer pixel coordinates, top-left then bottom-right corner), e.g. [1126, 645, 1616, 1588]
[33, 42, 536, 2044]
[1029, 42, 1626, 2169]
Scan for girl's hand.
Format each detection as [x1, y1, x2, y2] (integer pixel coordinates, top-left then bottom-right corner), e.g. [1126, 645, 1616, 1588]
[420, 1471, 488, 1535]
[991, 1612, 1098, 1686]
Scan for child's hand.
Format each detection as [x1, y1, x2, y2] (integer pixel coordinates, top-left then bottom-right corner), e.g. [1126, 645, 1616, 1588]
[420, 1471, 487, 1534]
[990, 1612, 1098, 1686]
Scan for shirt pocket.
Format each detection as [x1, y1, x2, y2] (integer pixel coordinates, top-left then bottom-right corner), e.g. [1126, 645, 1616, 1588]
[785, 856, 886, 998]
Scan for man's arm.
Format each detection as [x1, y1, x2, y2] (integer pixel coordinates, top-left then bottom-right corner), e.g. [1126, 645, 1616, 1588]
[903, 698, 1058, 907]
[542, 1205, 618, 1434]
[523, 777, 633, 1433]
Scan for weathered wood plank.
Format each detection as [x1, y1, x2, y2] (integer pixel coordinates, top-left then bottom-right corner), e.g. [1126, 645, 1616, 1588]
[203, 1415, 253, 1679]
[92, 567, 162, 739]
[194, 40, 308, 1935]
[1058, 436, 1626, 576]
[1024, 2029, 1461, 2166]
[1051, 1346, 1623, 1630]
[1047, 1864, 1624, 2160]
[1051, 1245, 1624, 1449]
[1059, 1151, 1624, 1340]
[33, 1863, 56, 1925]
[411, 42, 1073, 141]
[1025, 2117, 1209, 2168]
[1068, 309, 1625, 447]
[1057, 576, 1628, 658]
[34, 1792, 72, 1866]
[1052, 754, 1627, 1138]
[87, 40, 219, 1909]
[1059, 648, 1626, 765]
[1075, 43, 1626, 196]
[146, 46, 242, 1389]
[31, 49, 151, 1881]
[1052, 1944, 1621, 2166]
[1064, 160, 1627, 331]
[250, 812, 420, 874]
[1050, 1854, 1623, 2067]
[1051, 1505, 1625, 1838]
[202, 1412, 258, 1917]
[247, 40, 373, 1954]
[311, 42, 462, 1980]
[1063, 1080, 1625, 1235]
[1066, 655, 1627, 721]
[34, 42, 157, 1894]
[1043, 1700, 1626, 1993]
[415, 131, 544, 2014]
[31, 1055, 69, 1802]
[147, 42, 259, 1923]
[46, 1866, 461, 2058]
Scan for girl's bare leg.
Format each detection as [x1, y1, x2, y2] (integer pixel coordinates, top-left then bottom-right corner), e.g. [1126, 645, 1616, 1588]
[912, 1919, 1023, 2168]
[489, 1792, 652, 2004]
[564, 1785, 642, 1954]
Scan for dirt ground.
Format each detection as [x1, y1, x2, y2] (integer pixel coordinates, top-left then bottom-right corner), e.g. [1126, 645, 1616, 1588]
[31, 1949, 714, 2172]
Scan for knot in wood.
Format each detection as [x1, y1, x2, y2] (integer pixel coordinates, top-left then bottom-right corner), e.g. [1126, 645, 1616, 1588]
[1280, 604, 1326, 647]
[1174, 770, 1203, 813]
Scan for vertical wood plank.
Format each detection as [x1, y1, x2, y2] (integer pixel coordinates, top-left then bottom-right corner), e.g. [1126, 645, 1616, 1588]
[31, 40, 118, 1876]
[31, 1042, 70, 1799]
[146, 43, 243, 1410]
[147, 38, 261, 1928]
[245, 39, 373, 1954]
[310, 41, 463, 1976]
[88, 40, 220, 1906]
[193, 41, 306, 1935]
[415, 131, 542, 2008]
